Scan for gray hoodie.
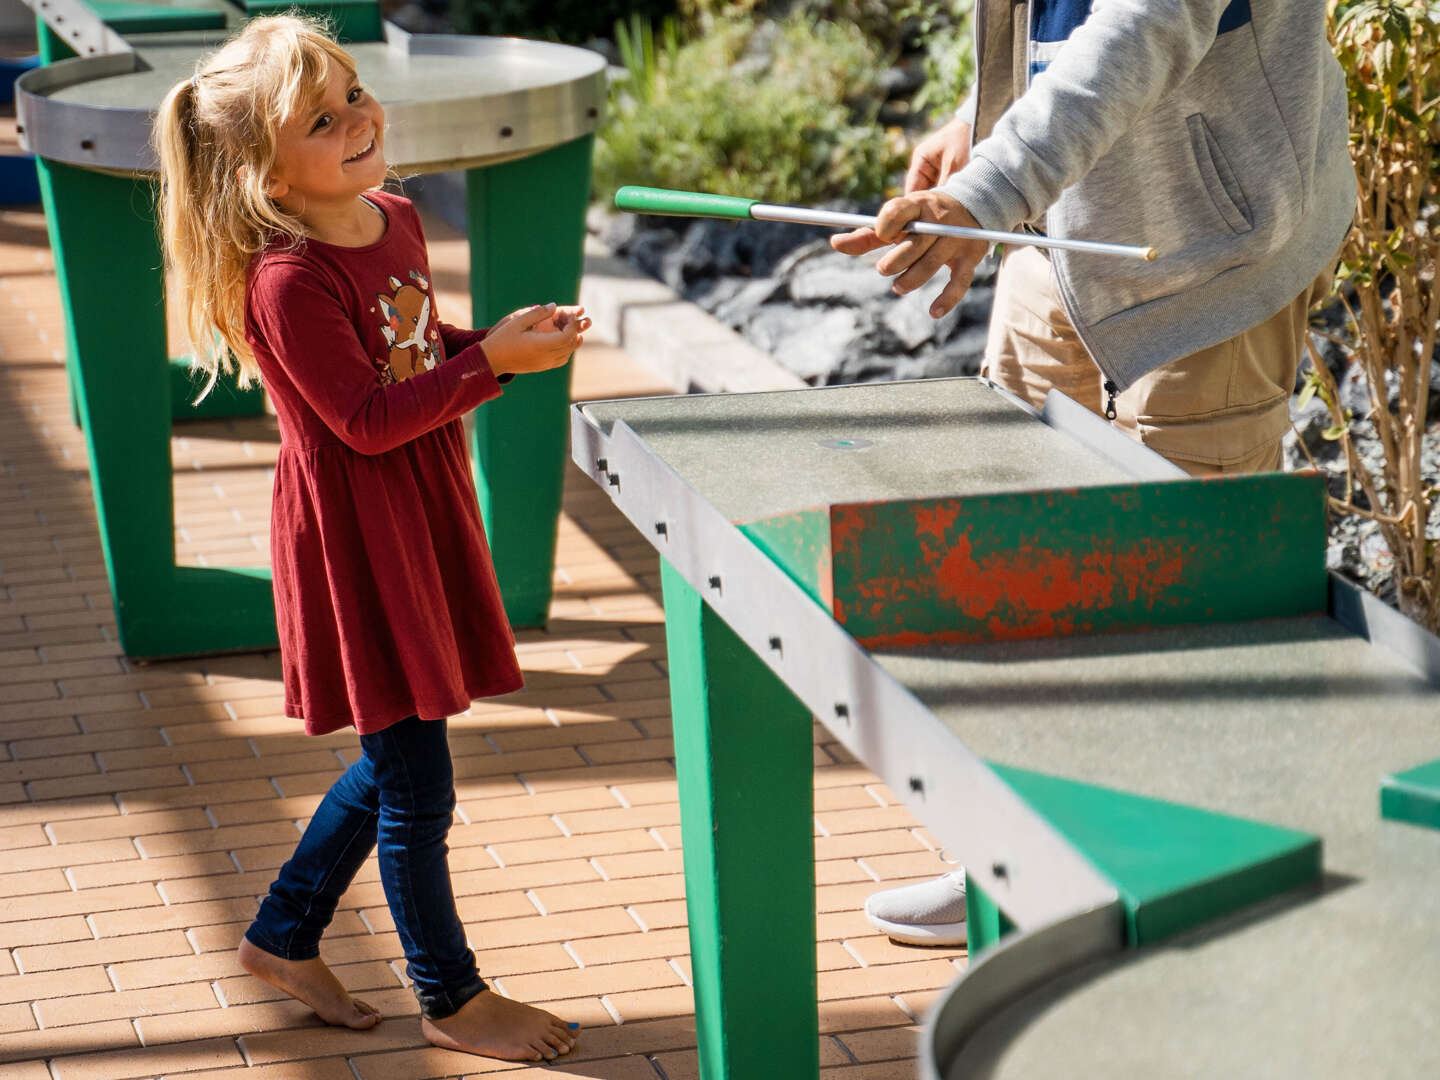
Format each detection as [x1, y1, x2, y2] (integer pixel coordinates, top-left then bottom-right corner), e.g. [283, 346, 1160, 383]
[940, 0, 1356, 391]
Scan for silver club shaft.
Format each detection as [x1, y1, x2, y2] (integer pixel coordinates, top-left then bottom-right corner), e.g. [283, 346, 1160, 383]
[749, 203, 1157, 261]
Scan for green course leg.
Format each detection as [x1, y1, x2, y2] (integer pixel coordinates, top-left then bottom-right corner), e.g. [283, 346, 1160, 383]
[39, 160, 275, 657]
[965, 871, 1015, 958]
[465, 136, 593, 628]
[660, 559, 820, 1080]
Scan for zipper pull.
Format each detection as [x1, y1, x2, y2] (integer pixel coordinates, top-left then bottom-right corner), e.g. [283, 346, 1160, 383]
[1103, 380, 1118, 421]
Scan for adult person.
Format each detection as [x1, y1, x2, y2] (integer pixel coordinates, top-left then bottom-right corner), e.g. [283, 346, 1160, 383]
[839, 0, 1356, 945]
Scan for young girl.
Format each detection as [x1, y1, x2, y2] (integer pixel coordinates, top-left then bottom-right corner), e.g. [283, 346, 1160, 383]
[154, 16, 587, 1063]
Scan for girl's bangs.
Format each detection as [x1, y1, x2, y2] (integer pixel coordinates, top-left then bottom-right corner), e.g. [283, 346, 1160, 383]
[275, 32, 356, 126]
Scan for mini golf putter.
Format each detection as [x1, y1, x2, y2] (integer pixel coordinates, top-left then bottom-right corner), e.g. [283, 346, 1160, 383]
[614, 186, 1158, 261]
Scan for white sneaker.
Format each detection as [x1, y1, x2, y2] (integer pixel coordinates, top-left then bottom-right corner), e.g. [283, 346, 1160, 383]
[863, 870, 968, 946]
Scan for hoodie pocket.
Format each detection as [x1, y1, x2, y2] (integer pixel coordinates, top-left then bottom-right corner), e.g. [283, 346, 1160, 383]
[1187, 113, 1253, 235]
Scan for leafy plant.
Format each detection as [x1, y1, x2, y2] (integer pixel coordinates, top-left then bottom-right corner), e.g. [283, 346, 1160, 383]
[902, 0, 975, 123]
[594, 12, 905, 206]
[1296, 1, 1440, 629]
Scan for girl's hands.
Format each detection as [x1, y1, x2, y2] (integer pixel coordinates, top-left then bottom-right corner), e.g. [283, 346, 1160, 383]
[483, 303, 591, 378]
[536, 305, 587, 335]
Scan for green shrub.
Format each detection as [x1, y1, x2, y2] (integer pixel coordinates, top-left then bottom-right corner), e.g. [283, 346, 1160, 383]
[904, 0, 975, 124]
[1297, 0, 1440, 629]
[594, 12, 905, 205]
[450, 0, 675, 44]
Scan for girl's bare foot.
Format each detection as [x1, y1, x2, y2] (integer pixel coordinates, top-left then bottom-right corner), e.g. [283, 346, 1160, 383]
[422, 988, 578, 1061]
[237, 938, 381, 1029]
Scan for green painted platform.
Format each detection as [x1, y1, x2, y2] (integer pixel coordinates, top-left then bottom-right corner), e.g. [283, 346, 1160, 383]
[741, 473, 1327, 646]
[992, 764, 1321, 946]
[1381, 757, 1440, 831]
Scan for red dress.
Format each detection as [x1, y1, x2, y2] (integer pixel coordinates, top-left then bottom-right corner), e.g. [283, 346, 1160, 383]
[245, 190, 523, 735]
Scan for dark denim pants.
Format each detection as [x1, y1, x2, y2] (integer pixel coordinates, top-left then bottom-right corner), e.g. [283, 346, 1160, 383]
[244, 715, 486, 1020]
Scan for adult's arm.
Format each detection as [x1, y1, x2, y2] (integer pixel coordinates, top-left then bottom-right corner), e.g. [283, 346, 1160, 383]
[941, 0, 1231, 231]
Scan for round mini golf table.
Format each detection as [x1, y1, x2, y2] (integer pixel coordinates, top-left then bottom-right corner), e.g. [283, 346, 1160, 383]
[16, 0, 605, 657]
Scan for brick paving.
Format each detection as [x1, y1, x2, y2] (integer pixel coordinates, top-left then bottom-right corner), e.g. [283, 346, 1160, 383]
[0, 193, 966, 1079]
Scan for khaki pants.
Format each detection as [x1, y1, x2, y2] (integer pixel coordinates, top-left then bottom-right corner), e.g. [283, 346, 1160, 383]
[982, 245, 1332, 476]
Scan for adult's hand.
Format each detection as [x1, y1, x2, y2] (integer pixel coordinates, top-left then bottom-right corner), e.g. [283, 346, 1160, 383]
[906, 116, 972, 194]
[831, 189, 989, 319]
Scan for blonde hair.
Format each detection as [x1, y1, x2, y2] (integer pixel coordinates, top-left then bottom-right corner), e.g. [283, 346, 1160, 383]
[153, 15, 359, 399]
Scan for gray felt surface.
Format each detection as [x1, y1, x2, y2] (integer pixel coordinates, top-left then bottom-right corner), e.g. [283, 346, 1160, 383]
[882, 620, 1440, 1079]
[581, 379, 1131, 523]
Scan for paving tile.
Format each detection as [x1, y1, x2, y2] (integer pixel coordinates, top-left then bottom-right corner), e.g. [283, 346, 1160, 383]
[15, 929, 193, 973]
[499, 959, 681, 1003]
[69, 849, 238, 888]
[0, 1002, 35, 1035]
[0, 914, 93, 949]
[139, 986, 416, 1045]
[106, 948, 246, 991]
[0, 836, 139, 874]
[817, 995, 916, 1033]
[565, 928, 691, 967]
[348, 1045, 525, 1080]
[0, 1062, 50, 1080]
[89, 895, 260, 938]
[0, 866, 72, 897]
[626, 900, 688, 932]
[529, 875, 687, 915]
[35, 981, 218, 1027]
[842, 935, 965, 968]
[553, 805, 681, 836]
[833, 1025, 923, 1063]
[820, 1062, 924, 1079]
[0, 965, 112, 1006]
[490, 829, 660, 867]
[475, 1055, 658, 1080]
[0, 1019, 141, 1067]
[240, 1020, 429, 1064]
[47, 1035, 243, 1080]
[601, 985, 695, 1023]
[167, 1059, 355, 1080]
[0, 823, 48, 849]
[1, 882, 162, 923]
[591, 850, 684, 880]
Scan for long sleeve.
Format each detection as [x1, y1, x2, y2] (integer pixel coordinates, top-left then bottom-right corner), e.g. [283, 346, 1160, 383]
[940, 0, 1232, 232]
[439, 321, 489, 357]
[249, 260, 503, 456]
[438, 321, 512, 384]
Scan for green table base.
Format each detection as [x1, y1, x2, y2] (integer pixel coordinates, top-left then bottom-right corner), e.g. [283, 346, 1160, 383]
[39, 160, 276, 657]
[467, 136, 593, 629]
[661, 559, 820, 1080]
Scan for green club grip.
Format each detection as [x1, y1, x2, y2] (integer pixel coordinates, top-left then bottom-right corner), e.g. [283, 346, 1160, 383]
[614, 186, 758, 221]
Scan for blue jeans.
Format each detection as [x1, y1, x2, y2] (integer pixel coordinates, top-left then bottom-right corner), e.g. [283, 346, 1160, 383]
[244, 715, 486, 1020]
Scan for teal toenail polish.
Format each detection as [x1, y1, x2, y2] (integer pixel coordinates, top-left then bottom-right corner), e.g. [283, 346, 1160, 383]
[568, 1022, 579, 1029]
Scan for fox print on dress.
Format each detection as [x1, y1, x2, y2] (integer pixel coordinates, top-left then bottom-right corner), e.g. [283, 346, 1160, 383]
[377, 269, 440, 383]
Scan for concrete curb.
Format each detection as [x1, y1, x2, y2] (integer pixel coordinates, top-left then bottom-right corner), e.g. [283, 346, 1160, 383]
[410, 169, 804, 396]
[578, 235, 806, 395]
